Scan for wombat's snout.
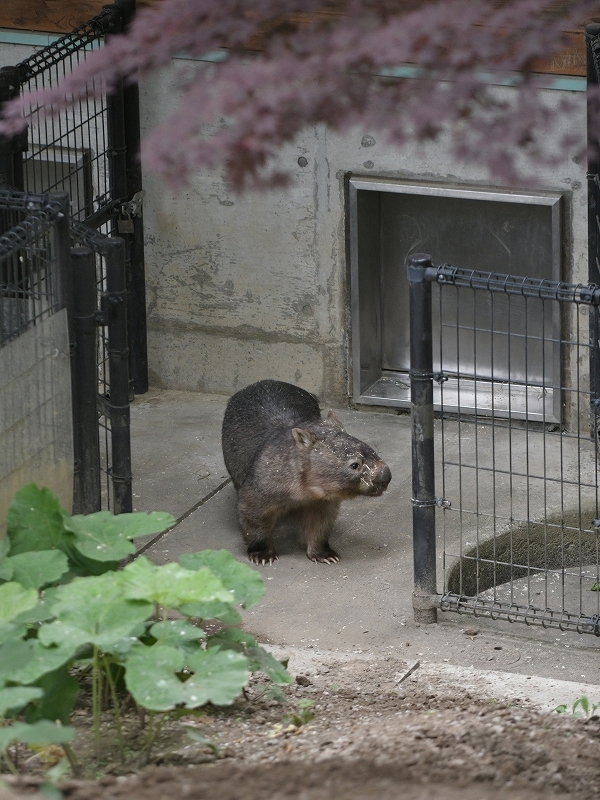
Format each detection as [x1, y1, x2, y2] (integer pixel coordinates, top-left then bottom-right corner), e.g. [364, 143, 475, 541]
[380, 464, 392, 488]
[364, 463, 392, 495]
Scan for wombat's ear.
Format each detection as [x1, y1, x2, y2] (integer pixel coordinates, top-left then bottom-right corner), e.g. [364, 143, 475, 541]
[324, 410, 345, 431]
[292, 427, 318, 451]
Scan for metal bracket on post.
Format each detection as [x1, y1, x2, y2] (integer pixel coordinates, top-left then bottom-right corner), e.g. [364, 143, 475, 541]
[408, 253, 439, 624]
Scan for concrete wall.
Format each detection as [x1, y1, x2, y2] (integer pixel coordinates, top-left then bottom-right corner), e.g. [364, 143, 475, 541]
[0, 40, 588, 405]
[140, 60, 588, 404]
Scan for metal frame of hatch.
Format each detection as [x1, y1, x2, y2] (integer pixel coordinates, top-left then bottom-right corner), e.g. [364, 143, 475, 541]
[348, 177, 563, 422]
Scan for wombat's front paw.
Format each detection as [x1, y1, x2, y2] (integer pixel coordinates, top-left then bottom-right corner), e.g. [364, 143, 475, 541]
[308, 546, 340, 565]
[248, 545, 278, 566]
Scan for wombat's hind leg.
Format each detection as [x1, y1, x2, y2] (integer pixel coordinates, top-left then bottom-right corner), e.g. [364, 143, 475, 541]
[238, 510, 278, 566]
[301, 501, 341, 564]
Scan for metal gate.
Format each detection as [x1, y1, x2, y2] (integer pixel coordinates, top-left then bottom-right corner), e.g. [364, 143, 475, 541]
[0, 190, 72, 526]
[0, 0, 147, 395]
[0, 187, 131, 516]
[409, 254, 600, 636]
[0, 1, 147, 515]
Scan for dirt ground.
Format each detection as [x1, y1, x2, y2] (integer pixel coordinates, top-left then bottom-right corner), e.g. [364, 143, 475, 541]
[4, 654, 600, 800]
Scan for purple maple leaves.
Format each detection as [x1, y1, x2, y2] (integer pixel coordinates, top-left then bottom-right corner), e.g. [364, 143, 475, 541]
[1, 0, 599, 190]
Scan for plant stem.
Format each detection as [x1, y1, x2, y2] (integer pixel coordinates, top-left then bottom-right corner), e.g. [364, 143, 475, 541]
[62, 743, 81, 777]
[92, 645, 101, 756]
[138, 712, 166, 765]
[103, 656, 125, 762]
[1, 749, 18, 776]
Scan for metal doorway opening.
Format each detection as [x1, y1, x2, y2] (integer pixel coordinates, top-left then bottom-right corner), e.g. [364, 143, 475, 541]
[349, 177, 563, 421]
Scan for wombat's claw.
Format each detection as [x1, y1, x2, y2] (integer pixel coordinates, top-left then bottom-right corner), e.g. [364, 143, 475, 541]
[248, 550, 278, 566]
[308, 549, 340, 564]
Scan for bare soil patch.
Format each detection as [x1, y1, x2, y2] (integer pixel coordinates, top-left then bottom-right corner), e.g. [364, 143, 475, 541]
[5, 656, 600, 800]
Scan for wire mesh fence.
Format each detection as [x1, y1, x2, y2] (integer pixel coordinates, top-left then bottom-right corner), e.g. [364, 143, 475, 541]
[0, 7, 118, 225]
[0, 1, 145, 518]
[0, 187, 131, 519]
[409, 255, 600, 636]
[0, 0, 148, 394]
[0, 189, 73, 531]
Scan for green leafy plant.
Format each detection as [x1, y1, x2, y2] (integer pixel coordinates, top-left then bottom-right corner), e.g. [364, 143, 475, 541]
[284, 698, 315, 727]
[553, 696, 600, 718]
[0, 484, 292, 772]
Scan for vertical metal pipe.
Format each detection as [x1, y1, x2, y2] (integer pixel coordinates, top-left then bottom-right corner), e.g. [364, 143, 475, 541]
[71, 246, 101, 514]
[0, 67, 23, 188]
[107, 0, 149, 396]
[105, 237, 133, 513]
[117, 0, 149, 395]
[408, 253, 438, 624]
[105, 5, 129, 205]
[586, 24, 600, 434]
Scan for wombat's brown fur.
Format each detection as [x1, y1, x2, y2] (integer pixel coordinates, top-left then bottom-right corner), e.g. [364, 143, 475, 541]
[221, 379, 391, 565]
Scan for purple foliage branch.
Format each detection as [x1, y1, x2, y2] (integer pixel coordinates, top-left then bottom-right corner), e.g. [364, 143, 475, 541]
[1, 0, 599, 190]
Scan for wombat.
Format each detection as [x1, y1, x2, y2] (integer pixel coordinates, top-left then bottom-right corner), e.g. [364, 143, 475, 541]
[221, 379, 392, 565]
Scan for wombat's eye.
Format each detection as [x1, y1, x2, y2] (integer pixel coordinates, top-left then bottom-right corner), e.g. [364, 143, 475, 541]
[349, 461, 361, 471]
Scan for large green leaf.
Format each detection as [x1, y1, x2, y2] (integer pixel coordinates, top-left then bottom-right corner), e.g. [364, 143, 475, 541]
[183, 647, 250, 706]
[179, 550, 265, 608]
[0, 537, 9, 561]
[12, 587, 60, 625]
[0, 537, 12, 581]
[0, 686, 43, 716]
[207, 627, 257, 650]
[3, 550, 69, 590]
[0, 582, 38, 622]
[0, 621, 28, 649]
[207, 629, 292, 685]
[0, 639, 77, 685]
[178, 599, 242, 624]
[149, 619, 206, 648]
[124, 643, 249, 711]
[0, 720, 74, 749]
[66, 511, 176, 562]
[25, 665, 79, 725]
[0, 562, 13, 581]
[120, 557, 233, 610]
[246, 646, 293, 684]
[38, 574, 152, 651]
[123, 644, 185, 710]
[5, 484, 72, 556]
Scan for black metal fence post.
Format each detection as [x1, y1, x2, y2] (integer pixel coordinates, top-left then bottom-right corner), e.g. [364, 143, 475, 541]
[105, 237, 133, 513]
[106, 0, 148, 397]
[586, 24, 600, 435]
[70, 247, 102, 514]
[0, 66, 23, 188]
[408, 253, 438, 624]
[116, 0, 148, 395]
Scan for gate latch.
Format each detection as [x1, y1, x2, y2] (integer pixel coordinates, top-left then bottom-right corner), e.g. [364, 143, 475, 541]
[118, 190, 145, 233]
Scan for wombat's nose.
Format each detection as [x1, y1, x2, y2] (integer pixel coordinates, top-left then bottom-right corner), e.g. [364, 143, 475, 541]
[380, 465, 392, 487]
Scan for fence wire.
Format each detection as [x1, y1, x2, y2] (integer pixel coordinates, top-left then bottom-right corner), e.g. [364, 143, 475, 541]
[0, 3, 140, 514]
[14, 7, 118, 224]
[0, 192, 73, 529]
[430, 265, 600, 635]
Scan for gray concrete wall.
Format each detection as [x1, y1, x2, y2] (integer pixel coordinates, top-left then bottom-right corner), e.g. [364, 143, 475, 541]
[0, 39, 588, 406]
[139, 60, 588, 403]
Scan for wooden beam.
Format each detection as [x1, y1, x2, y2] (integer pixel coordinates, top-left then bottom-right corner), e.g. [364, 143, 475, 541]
[0, 2, 594, 77]
[0, 1, 108, 33]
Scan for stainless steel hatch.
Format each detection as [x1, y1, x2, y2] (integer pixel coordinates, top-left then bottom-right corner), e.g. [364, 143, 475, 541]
[349, 177, 563, 421]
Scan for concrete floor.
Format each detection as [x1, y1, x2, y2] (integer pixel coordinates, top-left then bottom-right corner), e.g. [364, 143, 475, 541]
[129, 387, 600, 707]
